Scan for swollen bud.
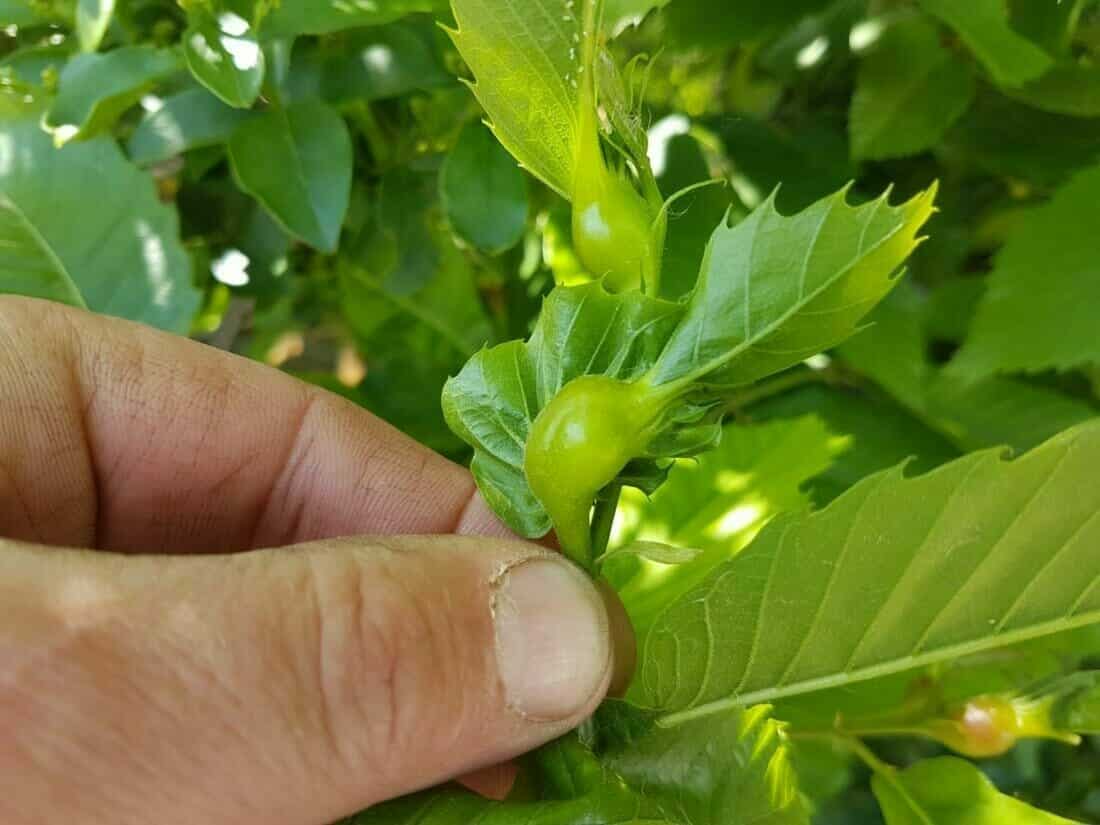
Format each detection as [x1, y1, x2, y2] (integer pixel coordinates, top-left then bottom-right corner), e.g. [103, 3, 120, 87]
[569, 30, 663, 295]
[523, 376, 663, 566]
[572, 132, 661, 293]
[928, 695, 1079, 758]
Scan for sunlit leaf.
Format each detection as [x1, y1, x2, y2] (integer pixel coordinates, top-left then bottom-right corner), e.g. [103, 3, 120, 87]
[44, 46, 182, 144]
[950, 165, 1100, 379]
[638, 419, 1100, 718]
[0, 116, 198, 332]
[873, 757, 1081, 824]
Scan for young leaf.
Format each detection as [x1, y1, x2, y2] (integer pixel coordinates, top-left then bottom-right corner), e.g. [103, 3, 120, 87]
[647, 184, 937, 389]
[75, 0, 115, 52]
[127, 87, 254, 166]
[443, 281, 682, 540]
[0, 117, 199, 333]
[637, 419, 1100, 720]
[344, 703, 806, 824]
[918, 0, 1052, 87]
[228, 101, 353, 253]
[872, 757, 1081, 824]
[440, 121, 529, 254]
[444, 185, 934, 553]
[950, 165, 1100, 379]
[43, 46, 182, 144]
[850, 17, 976, 161]
[448, 0, 583, 197]
[182, 7, 266, 108]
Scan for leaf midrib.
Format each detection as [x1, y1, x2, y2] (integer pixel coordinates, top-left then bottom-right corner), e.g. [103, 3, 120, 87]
[656, 608, 1100, 728]
[652, 193, 900, 393]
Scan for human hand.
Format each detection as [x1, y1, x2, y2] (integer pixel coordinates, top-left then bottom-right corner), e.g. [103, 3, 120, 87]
[0, 297, 626, 825]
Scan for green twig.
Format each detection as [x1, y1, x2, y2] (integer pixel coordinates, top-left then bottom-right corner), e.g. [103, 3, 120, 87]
[589, 484, 622, 573]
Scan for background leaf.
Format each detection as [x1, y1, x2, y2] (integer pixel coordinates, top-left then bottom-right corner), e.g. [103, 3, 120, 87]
[127, 86, 253, 166]
[440, 121, 528, 254]
[346, 703, 806, 824]
[872, 757, 1080, 824]
[263, 0, 447, 36]
[0, 117, 199, 332]
[850, 16, 976, 161]
[75, 0, 115, 52]
[44, 46, 182, 143]
[182, 7, 265, 108]
[950, 165, 1100, 379]
[228, 101, 353, 252]
[918, 0, 1052, 87]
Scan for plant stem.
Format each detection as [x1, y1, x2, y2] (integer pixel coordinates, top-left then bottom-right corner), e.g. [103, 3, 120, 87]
[589, 484, 622, 573]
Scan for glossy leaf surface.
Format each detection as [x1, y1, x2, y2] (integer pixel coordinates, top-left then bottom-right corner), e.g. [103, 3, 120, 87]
[0, 117, 198, 332]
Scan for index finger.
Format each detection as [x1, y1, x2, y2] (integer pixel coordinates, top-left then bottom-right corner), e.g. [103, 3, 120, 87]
[0, 296, 484, 554]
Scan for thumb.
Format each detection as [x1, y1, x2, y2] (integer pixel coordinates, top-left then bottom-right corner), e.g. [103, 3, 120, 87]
[0, 536, 618, 825]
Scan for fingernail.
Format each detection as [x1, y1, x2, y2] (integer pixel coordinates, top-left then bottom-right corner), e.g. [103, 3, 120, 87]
[493, 558, 612, 721]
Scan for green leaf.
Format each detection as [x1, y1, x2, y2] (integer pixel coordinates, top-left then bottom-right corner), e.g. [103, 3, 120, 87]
[444, 184, 934, 540]
[1010, 0, 1091, 55]
[310, 22, 454, 103]
[345, 703, 806, 824]
[712, 115, 854, 213]
[1050, 672, 1100, 734]
[944, 92, 1100, 186]
[448, 0, 582, 197]
[0, 44, 69, 88]
[598, 541, 703, 566]
[0, 117, 199, 333]
[75, 0, 115, 52]
[664, 0, 832, 49]
[228, 101, 352, 253]
[647, 185, 937, 389]
[603, 0, 672, 34]
[638, 418, 1100, 720]
[44, 46, 182, 144]
[751, 384, 959, 506]
[873, 757, 1081, 824]
[127, 87, 253, 165]
[850, 16, 976, 161]
[441, 121, 528, 254]
[918, 0, 1052, 87]
[611, 415, 846, 638]
[950, 165, 1100, 379]
[1009, 63, 1100, 118]
[263, 0, 447, 36]
[343, 165, 493, 453]
[182, 7, 265, 108]
[837, 284, 1097, 454]
[443, 281, 682, 538]
[0, 0, 53, 27]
